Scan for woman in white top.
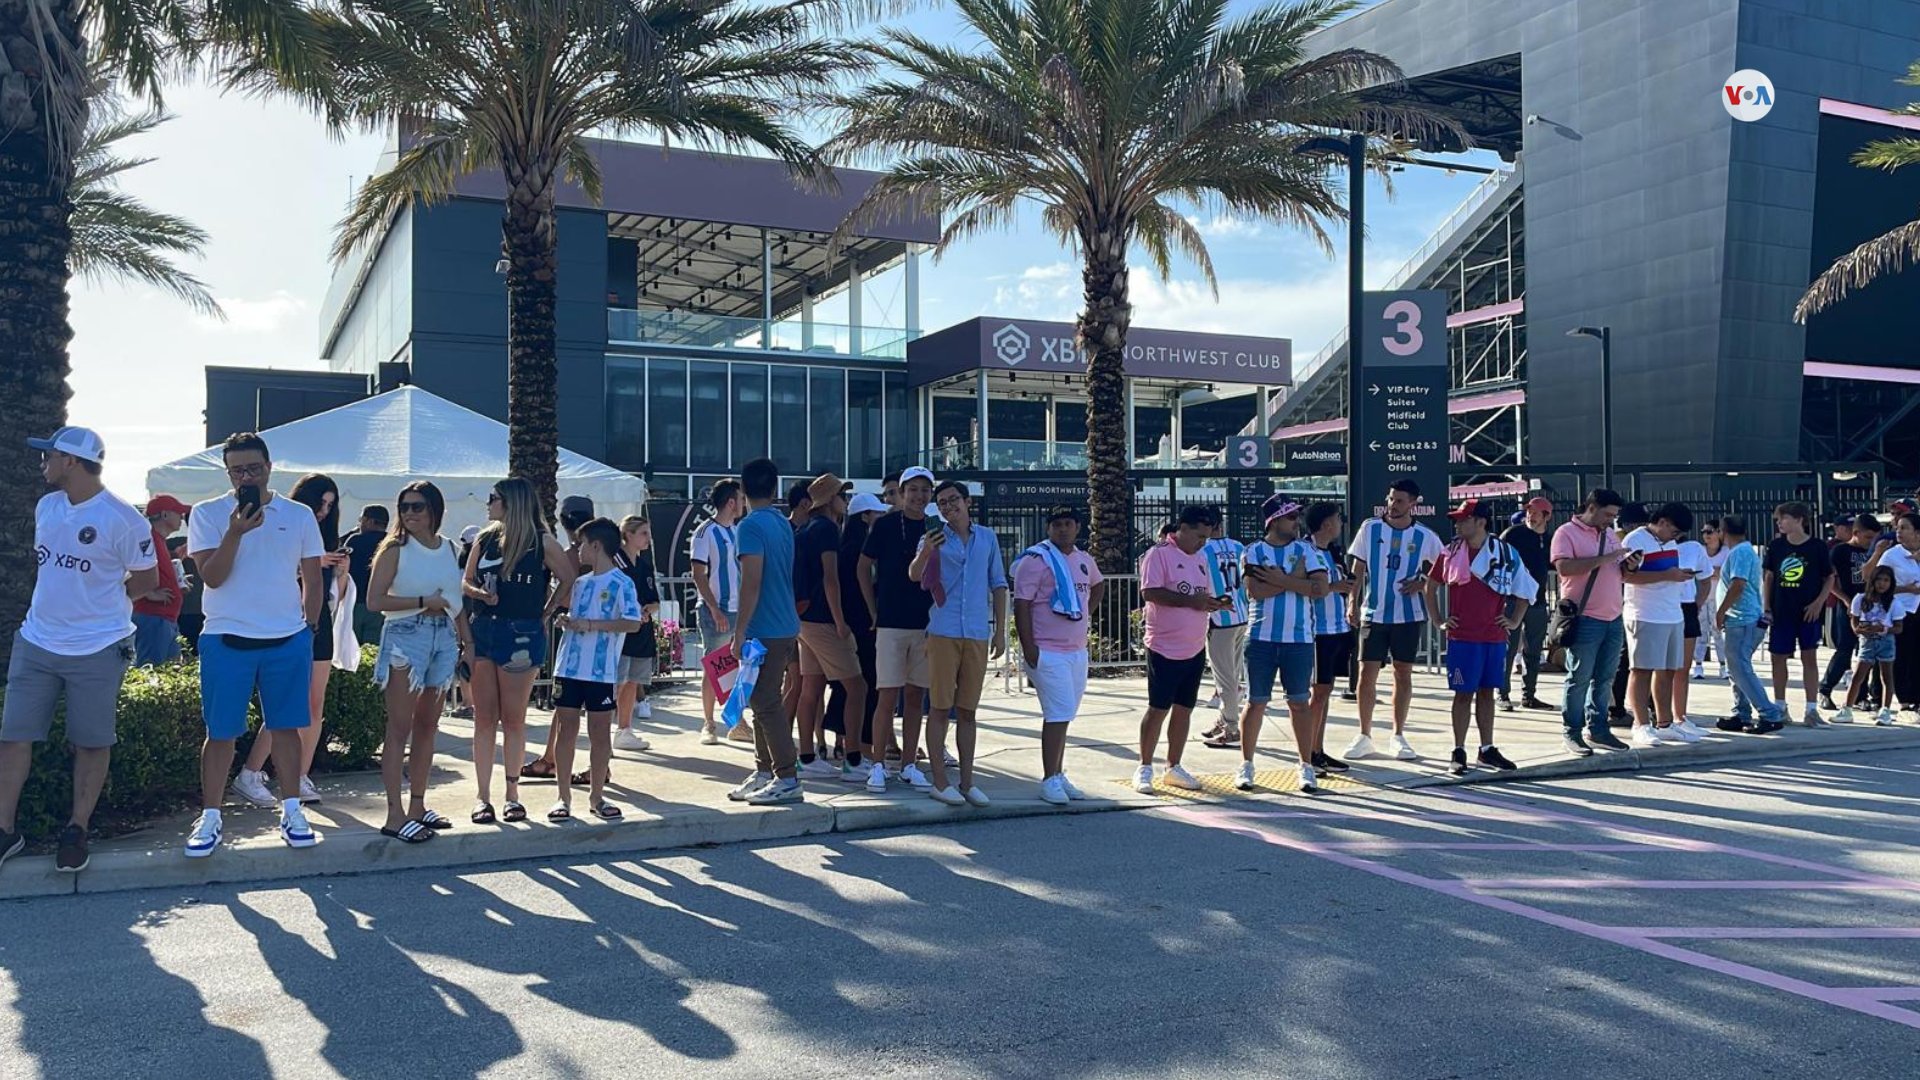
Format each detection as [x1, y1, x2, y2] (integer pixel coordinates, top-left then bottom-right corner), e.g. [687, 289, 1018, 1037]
[366, 481, 466, 843]
[1865, 511, 1920, 714]
[1694, 520, 1730, 679]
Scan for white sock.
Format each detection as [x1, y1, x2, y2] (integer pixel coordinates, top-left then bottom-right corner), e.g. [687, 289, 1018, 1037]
[282, 798, 301, 816]
[203, 807, 222, 824]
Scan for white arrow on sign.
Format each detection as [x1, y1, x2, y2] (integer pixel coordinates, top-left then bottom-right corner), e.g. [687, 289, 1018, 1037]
[1369, 383, 1380, 395]
[1368, 440, 1381, 452]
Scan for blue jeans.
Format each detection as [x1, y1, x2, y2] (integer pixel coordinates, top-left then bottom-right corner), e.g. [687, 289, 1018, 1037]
[131, 613, 180, 667]
[1725, 620, 1783, 723]
[1560, 615, 1624, 737]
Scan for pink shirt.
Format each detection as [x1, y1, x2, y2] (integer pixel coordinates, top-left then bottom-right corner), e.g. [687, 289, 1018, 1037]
[1550, 518, 1624, 622]
[1140, 542, 1213, 660]
[1013, 547, 1103, 652]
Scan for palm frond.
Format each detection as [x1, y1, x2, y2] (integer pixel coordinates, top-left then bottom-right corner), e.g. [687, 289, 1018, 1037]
[1795, 218, 1920, 322]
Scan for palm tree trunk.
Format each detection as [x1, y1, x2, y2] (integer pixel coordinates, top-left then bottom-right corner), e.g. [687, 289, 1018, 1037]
[1079, 227, 1133, 575]
[500, 153, 561, 521]
[0, 0, 85, 672]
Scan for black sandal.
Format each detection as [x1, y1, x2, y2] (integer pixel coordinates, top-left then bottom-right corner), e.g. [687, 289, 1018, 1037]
[522, 759, 557, 781]
[502, 800, 526, 822]
[419, 809, 454, 830]
[547, 802, 572, 821]
[381, 821, 435, 843]
[471, 802, 496, 824]
[591, 802, 623, 820]
[570, 770, 594, 786]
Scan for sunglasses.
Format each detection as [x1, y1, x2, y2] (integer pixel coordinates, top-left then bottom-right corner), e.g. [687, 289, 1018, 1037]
[487, 492, 502, 504]
[399, 501, 430, 514]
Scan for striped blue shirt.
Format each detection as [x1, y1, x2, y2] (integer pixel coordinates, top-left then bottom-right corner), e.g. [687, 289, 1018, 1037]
[1203, 538, 1249, 627]
[553, 568, 642, 683]
[1311, 544, 1351, 635]
[1245, 539, 1322, 644]
[1353, 517, 1444, 625]
[690, 521, 739, 614]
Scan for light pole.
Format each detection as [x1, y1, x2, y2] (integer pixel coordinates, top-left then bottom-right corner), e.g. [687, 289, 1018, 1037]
[1566, 326, 1612, 488]
[1299, 133, 1368, 519]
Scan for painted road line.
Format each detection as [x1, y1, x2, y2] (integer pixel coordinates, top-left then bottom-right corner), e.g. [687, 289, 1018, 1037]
[1458, 878, 1898, 891]
[1624, 927, 1920, 939]
[1317, 842, 1658, 852]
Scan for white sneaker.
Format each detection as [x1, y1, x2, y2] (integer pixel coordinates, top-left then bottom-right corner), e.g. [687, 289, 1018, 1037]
[1343, 734, 1377, 760]
[1715, 664, 1726, 680]
[798, 758, 840, 779]
[185, 810, 222, 858]
[280, 804, 319, 848]
[634, 699, 653, 720]
[865, 762, 888, 794]
[1628, 726, 1660, 748]
[229, 768, 275, 809]
[298, 775, 322, 805]
[1298, 763, 1318, 793]
[1691, 662, 1705, 680]
[1803, 703, 1829, 728]
[929, 785, 966, 806]
[1163, 764, 1202, 790]
[727, 771, 773, 801]
[1040, 775, 1070, 805]
[1674, 718, 1707, 739]
[1059, 774, 1087, 800]
[900, 763, 934, 791]
[1133, 765, 1156, 794]
[747, 778, 803, 805]
[1234, 761, 1255, 791]
[1831, 707, 1855, 725]
[1204, 693, 1222, 709]
[963, 786, 991, 808]
[1389, 734, 1418, 760]
[1665, 724, 1700, 744]
[1875, 709, 1896, 726]
[614, 728, 650, 751]
[700, 722, 721, 746]
[839, 761, 869, 784]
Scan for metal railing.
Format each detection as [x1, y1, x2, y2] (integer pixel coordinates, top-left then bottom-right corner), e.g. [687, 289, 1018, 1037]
[608, 308, 917, 360]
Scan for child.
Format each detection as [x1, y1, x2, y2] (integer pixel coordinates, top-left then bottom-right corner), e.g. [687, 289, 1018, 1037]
[550, 517, 644, 822]
[1838, 567, 1902, 727]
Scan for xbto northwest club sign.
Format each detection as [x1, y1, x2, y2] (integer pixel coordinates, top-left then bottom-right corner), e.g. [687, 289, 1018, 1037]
[906, 316, 1293, 387]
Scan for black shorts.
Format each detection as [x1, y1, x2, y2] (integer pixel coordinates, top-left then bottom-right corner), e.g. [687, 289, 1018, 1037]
[1315, 630, 1355, 686]
[1681, 601, 1701, 640]
[554, 677, 616, 713]
[1146, 648, 1207, 711]
[312, 606, 335, 663]
[1359, 621, 1423, 664]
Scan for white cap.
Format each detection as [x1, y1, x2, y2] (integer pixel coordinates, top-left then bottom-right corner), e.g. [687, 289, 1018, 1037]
[900, 466, 935, 486]
[848, 493, 887, 516]
[27, 425, 105, 464]
[460, 524, 481, 544]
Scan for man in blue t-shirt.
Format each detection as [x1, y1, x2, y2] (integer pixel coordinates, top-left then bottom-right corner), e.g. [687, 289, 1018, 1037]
[728, 458, 803, 805]
[1713, 515, 1784, 733]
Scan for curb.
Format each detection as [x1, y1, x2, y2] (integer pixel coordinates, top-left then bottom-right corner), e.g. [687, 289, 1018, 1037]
[1388, 727, 1920, 789]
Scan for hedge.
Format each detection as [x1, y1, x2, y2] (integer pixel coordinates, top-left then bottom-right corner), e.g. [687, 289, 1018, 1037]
[0, 645, 388, 839]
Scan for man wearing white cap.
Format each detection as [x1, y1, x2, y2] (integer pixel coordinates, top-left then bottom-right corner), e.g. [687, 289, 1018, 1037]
[0, 427, 158, 874]
[858, 465, 939, 793]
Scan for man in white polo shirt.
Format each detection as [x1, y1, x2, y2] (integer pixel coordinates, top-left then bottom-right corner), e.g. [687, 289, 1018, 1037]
[0, 426, 157, 874]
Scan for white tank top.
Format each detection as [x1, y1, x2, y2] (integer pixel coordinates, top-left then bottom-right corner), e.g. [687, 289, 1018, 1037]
[384, 534, 465, 622]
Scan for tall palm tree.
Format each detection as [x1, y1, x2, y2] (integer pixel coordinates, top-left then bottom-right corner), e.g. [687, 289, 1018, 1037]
[1795, 61, 1920, 322]
[243, 0, 860, 516]
[0, 0, 312, 665]
[827, 0, 1455, 572]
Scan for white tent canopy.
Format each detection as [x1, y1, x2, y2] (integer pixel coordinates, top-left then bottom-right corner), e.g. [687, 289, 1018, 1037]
[147, 386, 647, 537]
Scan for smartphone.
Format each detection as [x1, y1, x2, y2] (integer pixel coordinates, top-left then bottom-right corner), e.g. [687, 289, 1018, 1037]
[926, 517, 945, 536]
[237, 484, 261, 516]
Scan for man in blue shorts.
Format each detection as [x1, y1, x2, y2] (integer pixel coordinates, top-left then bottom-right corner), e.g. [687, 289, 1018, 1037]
[1240, 497, 1329, 792]
[1436, 500, 1537, 775]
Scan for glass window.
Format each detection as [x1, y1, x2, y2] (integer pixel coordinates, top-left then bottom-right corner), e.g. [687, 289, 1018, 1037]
[848, 370, 884, 478]
[1134, 404, 1172, 460]
[606, 363, 646, 470]
[932, 396, 977, 446]
[883, 372, 910, 476]
[1180, 397, 1258, 454]
[689, 361, 730, 471]
[770, 365, 808, 472]
[648, 358, 688, 470]
[1054, 398, 1088, 443]
[810, 367, 846, 476]
[989, 398, 1048, 441]
[732, 364, 768, 467]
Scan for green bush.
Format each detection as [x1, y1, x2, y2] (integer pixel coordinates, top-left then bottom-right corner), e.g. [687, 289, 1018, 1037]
[0, 647, 389, 840]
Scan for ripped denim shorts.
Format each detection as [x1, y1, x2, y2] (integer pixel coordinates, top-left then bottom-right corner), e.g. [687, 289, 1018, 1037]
[374, 614, 460, 693]
[469, 614, 548, 674]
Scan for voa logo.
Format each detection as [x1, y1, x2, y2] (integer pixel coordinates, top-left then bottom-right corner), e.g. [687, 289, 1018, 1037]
[991, 324, 1031, 366]
[1723, 69, 1774, 122]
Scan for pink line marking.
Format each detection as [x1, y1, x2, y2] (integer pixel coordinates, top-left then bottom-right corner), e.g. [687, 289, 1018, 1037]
[1320, 842, 1654, 852]
[1848, 989, 1920, 1002]
[1462, 879, 1893, 891]
[1626, 927, 1920, 940]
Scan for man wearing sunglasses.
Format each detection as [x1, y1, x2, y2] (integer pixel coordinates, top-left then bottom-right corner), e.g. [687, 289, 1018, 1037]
[184, 432, 326, 858]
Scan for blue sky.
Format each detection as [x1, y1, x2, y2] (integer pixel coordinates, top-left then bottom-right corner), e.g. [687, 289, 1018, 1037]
[72, 0, 1495, 497]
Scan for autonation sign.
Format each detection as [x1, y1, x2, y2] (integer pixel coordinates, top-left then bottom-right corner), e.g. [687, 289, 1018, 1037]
[907, 317, 1292, 387]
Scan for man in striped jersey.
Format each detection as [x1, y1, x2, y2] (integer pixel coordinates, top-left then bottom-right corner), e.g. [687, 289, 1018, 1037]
[1346, 479, 1444, 760]
[1200, 520, 1250, 745]
[1239, 497, 1330, 792]
[690, 480, 743, 744]
[1438, 499, 1536, 775]
[1305, 502, 1356, 776]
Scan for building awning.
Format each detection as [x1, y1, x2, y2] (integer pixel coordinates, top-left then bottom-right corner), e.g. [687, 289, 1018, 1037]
[907, 317, 1292, 388]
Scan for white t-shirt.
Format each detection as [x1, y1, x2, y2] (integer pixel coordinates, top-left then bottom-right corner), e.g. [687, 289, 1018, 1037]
[21, 489, 157, 656]
[1850, 593, 1897, 633]
[1622, 527, 1685, 624]
[188, 492, 325, 639]
[1676, 540, 1711, 603]
[1875, 543, 1920, 620]
[553, 568, 643, 683]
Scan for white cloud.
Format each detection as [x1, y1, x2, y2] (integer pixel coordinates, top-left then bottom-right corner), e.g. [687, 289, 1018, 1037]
[1184, 214, 1264, 240]
[196, 289, 310, 335]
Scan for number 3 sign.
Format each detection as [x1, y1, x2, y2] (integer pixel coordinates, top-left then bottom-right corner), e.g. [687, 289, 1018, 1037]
[1229, 435, 1269, 469]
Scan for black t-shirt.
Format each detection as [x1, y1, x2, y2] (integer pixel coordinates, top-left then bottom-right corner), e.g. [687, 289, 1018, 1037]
[1830, 540, 1872, 600]
[1499, 524, 1550, 603]
[342, 530, 383, 597]
[839, 517, 873, 634]
[621, 553, 660, 658]
[861, 510, 935, 630]
[795, 516, 840, 625]
[1764, 535, 1831, 619]
[475, 531, 552, 621]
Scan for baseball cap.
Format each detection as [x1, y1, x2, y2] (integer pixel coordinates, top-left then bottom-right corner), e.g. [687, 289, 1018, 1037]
[460, 524, 481, 544]
[1834, 513, 1856, 527]
[900, 466, 935, 487]
[28, 425, 105, 464]
[1508, 511, 1528, 526]
[848, 493, 887, 516]
[144, 494, 191, 517]
[1891, 499, 1916, 515]
[1448, 498, 1493, 522]
[558, 494, 595, 523]
[1524, 496, 1553, 513]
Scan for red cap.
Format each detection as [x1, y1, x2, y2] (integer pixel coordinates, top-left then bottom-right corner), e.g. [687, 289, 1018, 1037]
[1525, 496, 1553, 513]
[1448, 498, 1492, 522]
[144, 494, 191, 517]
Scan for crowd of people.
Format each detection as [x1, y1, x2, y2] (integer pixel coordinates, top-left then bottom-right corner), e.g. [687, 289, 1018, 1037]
[5, 421, 1920, 873]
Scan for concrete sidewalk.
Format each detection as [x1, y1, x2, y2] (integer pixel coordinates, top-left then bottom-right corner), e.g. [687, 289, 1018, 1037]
[5, 664, 1916, 900]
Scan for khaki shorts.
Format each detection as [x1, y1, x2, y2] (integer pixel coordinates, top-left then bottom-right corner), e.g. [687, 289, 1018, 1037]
[875, 627, 930, 688]
[926, 634, 989, 711]
[798, 621, 863, 681]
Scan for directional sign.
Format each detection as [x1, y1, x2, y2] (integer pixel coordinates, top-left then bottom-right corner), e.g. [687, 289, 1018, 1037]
[1358, 291, 1450, 535]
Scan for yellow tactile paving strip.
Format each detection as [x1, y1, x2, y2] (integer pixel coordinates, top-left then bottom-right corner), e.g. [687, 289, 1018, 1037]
[1116, 765, 1371, 799]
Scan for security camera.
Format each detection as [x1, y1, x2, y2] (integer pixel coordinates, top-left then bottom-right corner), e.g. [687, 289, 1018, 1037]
[494, 258, 510, 275]
[1525, 114, 1540, 125]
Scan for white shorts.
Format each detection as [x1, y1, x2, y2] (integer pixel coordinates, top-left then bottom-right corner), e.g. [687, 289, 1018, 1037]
[1626, 619, 1686, 671]
[1025, 648, 1088, 724]
[875, 627, 930, 689]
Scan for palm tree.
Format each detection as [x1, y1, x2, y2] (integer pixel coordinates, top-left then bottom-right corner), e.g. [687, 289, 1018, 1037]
[0, 0, 312, 664]
[243, 0, 860, 517]
[826, 0, 1455, 572]
[1795, 61, 1920, 322]
[71, 83, 224, 318]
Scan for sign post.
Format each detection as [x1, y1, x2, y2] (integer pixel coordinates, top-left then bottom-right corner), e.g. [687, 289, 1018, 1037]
[1358, 290, 1450, 533]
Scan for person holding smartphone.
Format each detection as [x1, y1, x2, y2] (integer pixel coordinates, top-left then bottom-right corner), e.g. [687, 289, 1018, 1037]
[1133, 505, 1230, 793]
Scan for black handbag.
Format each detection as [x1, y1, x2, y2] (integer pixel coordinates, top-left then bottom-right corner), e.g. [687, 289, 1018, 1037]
[1544, 540, 1604, 650]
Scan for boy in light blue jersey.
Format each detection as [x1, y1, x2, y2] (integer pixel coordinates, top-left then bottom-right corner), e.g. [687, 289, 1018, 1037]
[1346, 479, 1443, 761]
[1201, 522, 1250, 741]
[1236, 497, 1328, 792]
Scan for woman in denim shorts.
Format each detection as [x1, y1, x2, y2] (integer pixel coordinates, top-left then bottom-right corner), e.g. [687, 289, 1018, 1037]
[461, 477, 577, 824]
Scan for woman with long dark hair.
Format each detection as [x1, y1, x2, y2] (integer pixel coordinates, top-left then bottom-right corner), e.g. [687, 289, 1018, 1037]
[229, 473, 352, 808]
[366, 481, 465, 842]
[462, 477, 575, 823]
[1865, 512, 1920, 715]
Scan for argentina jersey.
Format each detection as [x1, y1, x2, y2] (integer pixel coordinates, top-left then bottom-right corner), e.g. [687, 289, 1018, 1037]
[691, 521, 740, 613]
[1204, 537, 1249, 627]
[1355, 517, 1443, 625]
[1245, 539, 1318, 644]
[1311, 545, 1351, 635]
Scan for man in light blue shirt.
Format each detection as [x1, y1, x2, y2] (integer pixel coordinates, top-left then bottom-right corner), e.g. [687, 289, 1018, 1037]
[727, 458, 804, 805]
[1713, 515, 1784, 733]
[909, 481, 1007, 807]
